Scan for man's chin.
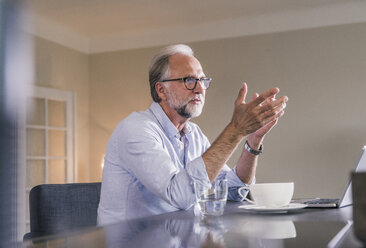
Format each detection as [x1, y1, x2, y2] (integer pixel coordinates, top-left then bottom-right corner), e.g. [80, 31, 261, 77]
[176, 107, 202, 119]
[190, 112, 202, 118]
[187, 106, 203, 118]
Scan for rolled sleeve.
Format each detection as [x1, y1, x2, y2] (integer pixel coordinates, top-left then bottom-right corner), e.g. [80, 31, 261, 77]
[185, 156, 210, 188]
[216, 165, 255, 201]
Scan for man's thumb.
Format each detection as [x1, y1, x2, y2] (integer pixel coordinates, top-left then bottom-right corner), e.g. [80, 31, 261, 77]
[235, 82, 247, 105]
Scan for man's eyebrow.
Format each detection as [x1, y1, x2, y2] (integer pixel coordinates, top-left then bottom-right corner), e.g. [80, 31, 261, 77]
[185, 74, 206, 78]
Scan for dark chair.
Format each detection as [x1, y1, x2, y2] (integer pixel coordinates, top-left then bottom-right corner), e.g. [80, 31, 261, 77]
[23, 182, 101, 240]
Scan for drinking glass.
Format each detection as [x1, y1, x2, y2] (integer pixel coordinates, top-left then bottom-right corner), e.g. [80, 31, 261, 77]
[194, 179, 228, 216]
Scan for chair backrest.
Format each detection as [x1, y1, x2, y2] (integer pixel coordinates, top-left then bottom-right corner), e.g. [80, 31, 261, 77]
[24, 182, 101, 240]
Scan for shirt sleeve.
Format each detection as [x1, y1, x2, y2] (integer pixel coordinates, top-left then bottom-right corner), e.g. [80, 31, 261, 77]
[215, 164, 255, 201]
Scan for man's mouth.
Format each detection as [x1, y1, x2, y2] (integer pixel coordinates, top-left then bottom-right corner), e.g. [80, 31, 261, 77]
[189, 95, 203, 104]
[190, 99, 201, 104]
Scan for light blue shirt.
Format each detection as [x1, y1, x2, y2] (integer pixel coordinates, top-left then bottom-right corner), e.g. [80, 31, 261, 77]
[97, 102, 249, 225]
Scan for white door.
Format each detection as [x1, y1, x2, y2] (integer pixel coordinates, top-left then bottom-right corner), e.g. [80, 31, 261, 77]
[24, 86, 76, 233]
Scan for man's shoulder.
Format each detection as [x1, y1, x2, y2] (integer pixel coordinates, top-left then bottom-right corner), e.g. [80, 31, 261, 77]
[115, 108, 160, 134]
[106, 108, 162, 153]
[127, 108, 153, 121]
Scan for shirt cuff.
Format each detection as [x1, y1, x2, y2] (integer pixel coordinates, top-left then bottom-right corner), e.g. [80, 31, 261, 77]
[227, 165, 256, 201]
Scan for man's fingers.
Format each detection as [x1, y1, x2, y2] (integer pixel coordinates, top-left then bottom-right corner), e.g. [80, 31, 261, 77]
[260, 99, 287, 121]
[269, 118, 279, 127]
[261, 118, 279, 133]
[258, 96, 288, 115]
[262, 110, 284, 129]
[252, 92, 259, 101]
[251, 88, 280, 107]
[235, 82, 248, 105]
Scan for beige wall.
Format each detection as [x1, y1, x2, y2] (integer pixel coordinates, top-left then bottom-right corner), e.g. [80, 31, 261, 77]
[88, 48, 158, 180]
[191, 23, 366, 198]
[34, 22, 366, 197]
[89, 23, 366, 197]
[34, 37, 90, 182]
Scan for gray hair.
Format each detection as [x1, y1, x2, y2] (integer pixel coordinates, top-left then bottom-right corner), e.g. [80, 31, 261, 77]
[149, 44, 194, 102]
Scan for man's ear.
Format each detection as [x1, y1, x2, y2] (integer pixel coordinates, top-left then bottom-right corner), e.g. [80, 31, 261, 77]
[155, 82, 167, 101]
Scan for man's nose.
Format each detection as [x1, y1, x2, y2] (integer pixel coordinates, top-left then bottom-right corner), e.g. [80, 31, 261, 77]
[193, 80, 205, 94]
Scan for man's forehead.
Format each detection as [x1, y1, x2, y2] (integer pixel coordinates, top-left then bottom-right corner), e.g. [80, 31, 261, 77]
[169, 53, 203, 74]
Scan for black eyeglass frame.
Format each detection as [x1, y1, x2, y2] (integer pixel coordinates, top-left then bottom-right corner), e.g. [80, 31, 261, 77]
[160, 77, 212, 90]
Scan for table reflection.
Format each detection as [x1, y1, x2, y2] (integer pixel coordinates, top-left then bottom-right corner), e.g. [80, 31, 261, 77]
[102, 215, 297, 248]
[232, 220, 296, 239]
[103, 216, 227, 248]
[23, 203, 355, 248]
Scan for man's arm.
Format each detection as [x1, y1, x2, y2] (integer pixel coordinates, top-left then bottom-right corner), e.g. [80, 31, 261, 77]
[202, 83, 288, 182]
[236, 90, 286, 183]
[234, 120, 275, 184]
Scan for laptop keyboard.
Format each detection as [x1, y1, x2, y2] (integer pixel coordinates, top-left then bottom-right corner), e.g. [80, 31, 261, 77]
[304, 198, 338, 205]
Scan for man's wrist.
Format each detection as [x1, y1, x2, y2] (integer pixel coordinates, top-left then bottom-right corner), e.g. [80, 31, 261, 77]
[244, 140, 263, 155]
[226, 122, 247, 140]
[247, 134, 264, 150]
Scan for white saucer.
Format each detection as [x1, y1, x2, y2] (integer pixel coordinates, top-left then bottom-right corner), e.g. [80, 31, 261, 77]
[238, 203, 307, 213]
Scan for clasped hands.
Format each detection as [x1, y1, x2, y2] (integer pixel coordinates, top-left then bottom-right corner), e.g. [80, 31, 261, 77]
[230, 82, 288, 140]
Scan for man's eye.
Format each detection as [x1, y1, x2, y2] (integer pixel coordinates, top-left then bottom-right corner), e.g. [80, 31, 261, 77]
[185, 78, 196, 84]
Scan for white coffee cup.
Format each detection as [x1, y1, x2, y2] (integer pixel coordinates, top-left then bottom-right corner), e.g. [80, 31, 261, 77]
[238, 182, 294, 207]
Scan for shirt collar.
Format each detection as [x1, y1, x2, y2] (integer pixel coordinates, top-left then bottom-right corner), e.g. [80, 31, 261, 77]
[149, 102, 192, 139]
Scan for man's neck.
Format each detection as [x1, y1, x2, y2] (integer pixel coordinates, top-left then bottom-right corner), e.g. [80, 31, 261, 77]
[159, 103, 189, 132]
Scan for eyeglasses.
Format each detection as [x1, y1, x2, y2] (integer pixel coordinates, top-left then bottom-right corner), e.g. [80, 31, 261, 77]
[160, 76, 212, 90]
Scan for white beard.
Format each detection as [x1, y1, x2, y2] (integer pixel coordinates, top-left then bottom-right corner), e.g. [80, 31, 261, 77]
[165, 87, 204, 118]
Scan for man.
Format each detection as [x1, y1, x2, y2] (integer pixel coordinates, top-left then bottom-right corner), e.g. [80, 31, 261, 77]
[97, 44, 288, 225]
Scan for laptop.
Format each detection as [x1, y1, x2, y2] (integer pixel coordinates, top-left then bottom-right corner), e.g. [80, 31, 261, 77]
[294, 146, 366, 208]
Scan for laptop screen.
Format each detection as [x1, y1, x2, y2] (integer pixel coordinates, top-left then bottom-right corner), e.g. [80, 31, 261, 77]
[339, 146, 366, 207]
